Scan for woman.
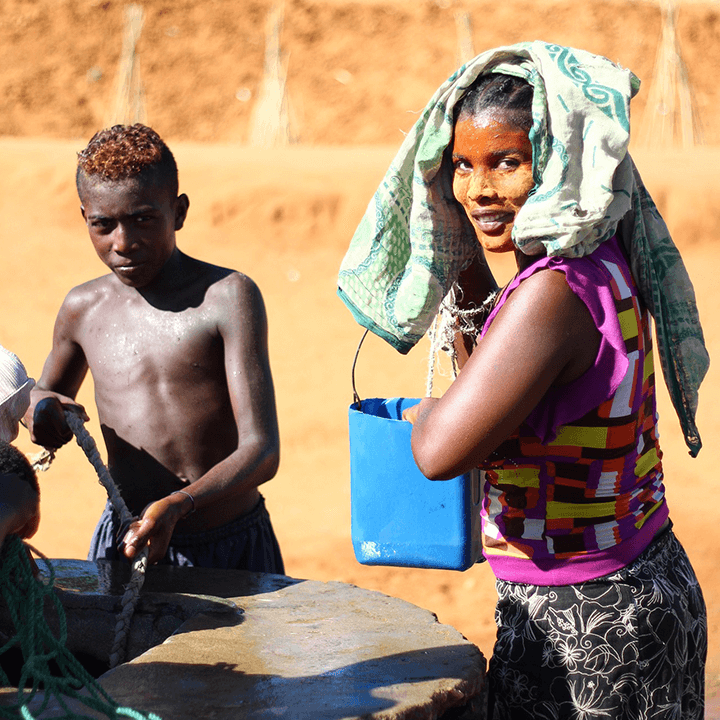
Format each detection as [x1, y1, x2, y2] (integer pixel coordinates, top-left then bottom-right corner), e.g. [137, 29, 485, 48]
[338, 43, 708, 719]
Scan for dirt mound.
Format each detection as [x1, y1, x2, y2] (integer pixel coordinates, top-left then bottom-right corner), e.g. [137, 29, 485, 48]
[0, 0, 718, 144]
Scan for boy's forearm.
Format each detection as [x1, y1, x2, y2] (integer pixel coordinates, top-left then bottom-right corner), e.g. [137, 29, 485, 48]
[29, 387, 78, 408]
[191, 437, 279, 508]
[123, 439, 279, 564]
[154, 431, 280, 526]
[27, 330, 89, 435]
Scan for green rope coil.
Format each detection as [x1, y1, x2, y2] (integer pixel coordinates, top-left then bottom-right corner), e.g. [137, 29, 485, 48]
[0, 536, 161, 720]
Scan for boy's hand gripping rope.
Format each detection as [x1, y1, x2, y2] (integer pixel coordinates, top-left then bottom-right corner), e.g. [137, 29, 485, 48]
[63, 411, 149, 669]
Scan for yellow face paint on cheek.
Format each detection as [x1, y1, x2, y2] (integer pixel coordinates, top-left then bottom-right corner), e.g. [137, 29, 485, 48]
[452, 113, 534, 254]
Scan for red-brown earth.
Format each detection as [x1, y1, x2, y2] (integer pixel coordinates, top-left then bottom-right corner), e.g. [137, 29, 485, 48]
[2, 0, 719, 702]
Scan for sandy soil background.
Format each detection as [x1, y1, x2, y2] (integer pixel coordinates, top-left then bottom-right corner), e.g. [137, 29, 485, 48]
[1, 0, 719, 702]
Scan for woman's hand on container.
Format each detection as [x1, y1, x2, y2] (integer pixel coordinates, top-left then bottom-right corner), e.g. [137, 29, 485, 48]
[402, 397, 438, 425]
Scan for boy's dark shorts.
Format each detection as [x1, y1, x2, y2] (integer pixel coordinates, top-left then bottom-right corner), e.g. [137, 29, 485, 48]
[87, 494, 284, 574]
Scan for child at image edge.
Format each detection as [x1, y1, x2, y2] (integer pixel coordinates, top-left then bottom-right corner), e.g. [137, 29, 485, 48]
[0, 345, 39, 551]
[27, 124, 284, 572]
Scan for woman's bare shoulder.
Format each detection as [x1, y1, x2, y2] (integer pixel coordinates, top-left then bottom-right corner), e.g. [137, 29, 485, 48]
[501, 265, 593, 327]
[497, 266, 600, 384]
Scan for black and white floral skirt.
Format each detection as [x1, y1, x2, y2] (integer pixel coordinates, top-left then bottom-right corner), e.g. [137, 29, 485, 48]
[488, 525, 706, 720]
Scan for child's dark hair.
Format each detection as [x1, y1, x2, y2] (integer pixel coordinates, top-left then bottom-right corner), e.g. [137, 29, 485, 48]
[76, 123, 178, 197]
[456, 73, 533, 131]
[0, 441, 39, 496]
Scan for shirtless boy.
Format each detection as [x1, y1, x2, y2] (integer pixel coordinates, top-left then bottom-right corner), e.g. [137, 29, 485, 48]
[27, 124, 283, 572]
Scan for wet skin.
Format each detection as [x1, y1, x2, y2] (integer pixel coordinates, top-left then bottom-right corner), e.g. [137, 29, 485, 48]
[27, 174, 279, 563]
[407, 110, 601, 479]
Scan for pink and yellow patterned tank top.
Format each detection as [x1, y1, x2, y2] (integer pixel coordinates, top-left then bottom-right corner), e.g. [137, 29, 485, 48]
[479, 237, 667, 585]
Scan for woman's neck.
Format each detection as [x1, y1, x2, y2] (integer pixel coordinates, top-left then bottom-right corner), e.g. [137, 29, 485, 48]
[515, 248, 544, 273]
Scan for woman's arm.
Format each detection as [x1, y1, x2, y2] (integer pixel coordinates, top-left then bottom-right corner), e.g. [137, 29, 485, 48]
[411, 269, 600, 479]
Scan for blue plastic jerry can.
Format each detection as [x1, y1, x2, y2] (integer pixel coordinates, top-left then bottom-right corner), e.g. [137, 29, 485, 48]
[349, 397, 483, 571]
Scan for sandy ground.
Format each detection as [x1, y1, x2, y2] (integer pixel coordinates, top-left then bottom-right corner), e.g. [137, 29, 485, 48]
[1, 138, 718, 698]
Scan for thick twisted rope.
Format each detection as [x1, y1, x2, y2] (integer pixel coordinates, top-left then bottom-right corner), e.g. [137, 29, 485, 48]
[107, 551, 147, 669]
[63, 412, 149, 669]
[64, 414, 133, 529]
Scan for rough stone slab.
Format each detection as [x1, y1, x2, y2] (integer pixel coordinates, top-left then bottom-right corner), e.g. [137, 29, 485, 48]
[3, 562, 485, 719]
[100, 572, 485, 719]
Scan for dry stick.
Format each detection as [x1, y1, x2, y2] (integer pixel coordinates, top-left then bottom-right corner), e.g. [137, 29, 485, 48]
[64, 411, 149, 669]
[638, 0, 702, 149]
[107, 3, 146, 127]
[249, 0, 293, 147]
[453, 10, 474, 69]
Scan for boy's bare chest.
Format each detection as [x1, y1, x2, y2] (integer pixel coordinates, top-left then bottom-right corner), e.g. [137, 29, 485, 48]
[78, 301, 222, 387]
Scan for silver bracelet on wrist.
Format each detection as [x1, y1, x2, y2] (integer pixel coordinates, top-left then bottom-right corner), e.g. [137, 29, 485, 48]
[171, 490, 196, 516]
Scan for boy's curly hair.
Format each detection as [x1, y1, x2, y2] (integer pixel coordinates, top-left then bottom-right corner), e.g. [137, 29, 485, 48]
[0, 441, 39, 496]
[76, 123, 178, 197]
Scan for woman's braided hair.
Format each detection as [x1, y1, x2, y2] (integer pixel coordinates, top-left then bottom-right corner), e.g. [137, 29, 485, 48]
[456, 73, 533, 130]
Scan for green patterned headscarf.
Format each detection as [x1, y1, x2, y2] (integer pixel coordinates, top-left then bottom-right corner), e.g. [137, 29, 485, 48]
[337, 41, 708, 456]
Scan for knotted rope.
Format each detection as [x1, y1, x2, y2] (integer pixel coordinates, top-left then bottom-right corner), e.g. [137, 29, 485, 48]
[62, 412, 148, 669]
[0, 536, 161, 720]
[425, 284, 499, 397]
